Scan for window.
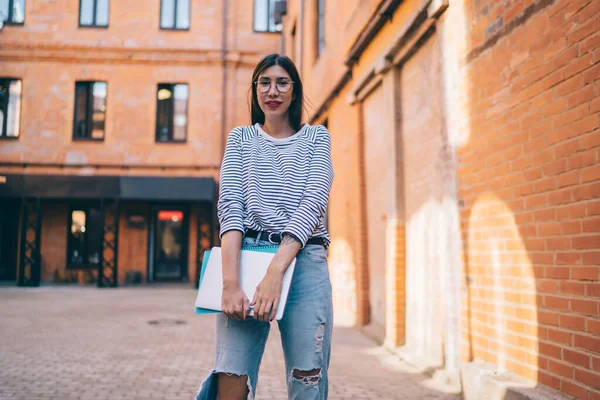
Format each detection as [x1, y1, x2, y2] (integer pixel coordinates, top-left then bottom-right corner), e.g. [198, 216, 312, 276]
[67, 206, 102, 268]
[156, 83, 188, 142]
[160, 0, 189, 30]
[316, 0, 325, 57]
[73, 81, 107, 140]
[0, 0, 25, 25]
[254, 0, 280, 33]
[0, 78, 22, 139]
[79, 0, 109, 27]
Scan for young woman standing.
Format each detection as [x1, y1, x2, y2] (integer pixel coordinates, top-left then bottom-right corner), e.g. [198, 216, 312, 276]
[195, 54, 334, 400]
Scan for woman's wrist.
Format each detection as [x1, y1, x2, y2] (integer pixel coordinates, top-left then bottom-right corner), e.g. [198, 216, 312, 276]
[267, 262, 287, 277]
[281, 232, 302, 246]
[223, 278, 240, 289]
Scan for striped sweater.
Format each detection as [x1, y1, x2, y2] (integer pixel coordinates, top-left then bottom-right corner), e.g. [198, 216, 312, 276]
[217, 123, 334, 247]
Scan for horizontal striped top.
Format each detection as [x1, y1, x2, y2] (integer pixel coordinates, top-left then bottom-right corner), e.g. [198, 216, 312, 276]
[217, 123, 334, 247]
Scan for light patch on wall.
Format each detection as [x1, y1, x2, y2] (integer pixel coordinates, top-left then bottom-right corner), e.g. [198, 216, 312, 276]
[467, 193, 539, 382]
[77, 167, 95, 176]
[405, 197, 462, 370]
[328, 238, 358, 327]
[65, 151, 88, 165]
[439, 0, 471, 148]
[124, 154, 141, 163]
[0, 141, 23, 154]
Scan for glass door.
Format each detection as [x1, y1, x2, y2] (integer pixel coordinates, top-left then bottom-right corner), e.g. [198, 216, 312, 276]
[0, 200, 19, 282]
[153, 208, 187, 281]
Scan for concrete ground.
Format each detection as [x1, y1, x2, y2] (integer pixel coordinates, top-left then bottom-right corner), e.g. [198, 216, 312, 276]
[0, 286, 461, 399]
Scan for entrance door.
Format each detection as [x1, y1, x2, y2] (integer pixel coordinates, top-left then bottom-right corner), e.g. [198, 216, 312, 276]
[362, 84, 390, 342]
[0, 200, 19, 282]
[152, 208, 188, 281]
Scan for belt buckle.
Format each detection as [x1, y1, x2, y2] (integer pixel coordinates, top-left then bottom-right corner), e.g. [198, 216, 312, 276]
[268, 232, 280, 244]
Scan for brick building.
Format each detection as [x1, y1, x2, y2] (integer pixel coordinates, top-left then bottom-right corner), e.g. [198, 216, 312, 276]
[2, 0, 599, 398]
[278, 0, 599, 398]
[0, 0, 279, 286]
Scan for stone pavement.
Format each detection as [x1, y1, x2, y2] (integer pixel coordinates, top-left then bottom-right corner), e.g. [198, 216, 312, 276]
[0, 286, 461, 400]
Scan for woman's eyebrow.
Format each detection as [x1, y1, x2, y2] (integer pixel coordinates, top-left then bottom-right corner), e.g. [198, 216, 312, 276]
[258, 76, 290, 80]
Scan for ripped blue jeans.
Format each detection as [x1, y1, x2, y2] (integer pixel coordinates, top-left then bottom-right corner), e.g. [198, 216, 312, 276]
[195, 237, 333, 399]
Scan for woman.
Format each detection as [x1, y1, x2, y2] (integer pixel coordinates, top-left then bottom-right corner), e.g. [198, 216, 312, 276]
[195, 54, 334, 400]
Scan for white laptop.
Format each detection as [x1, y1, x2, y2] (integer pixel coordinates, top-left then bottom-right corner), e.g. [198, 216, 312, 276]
[195, 246, 296, 321]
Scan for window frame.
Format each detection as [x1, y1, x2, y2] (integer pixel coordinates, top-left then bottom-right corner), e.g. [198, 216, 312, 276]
[1, 0, 26, 25]
[72, 81, 107, 142]
[159, 0, 190, 31]
[78, 0, 109, 28]
[0, 77, 23, 140]
[155, 83, 189, 143]
[66, 204, 103, 270]
[253, 0, 279, 33]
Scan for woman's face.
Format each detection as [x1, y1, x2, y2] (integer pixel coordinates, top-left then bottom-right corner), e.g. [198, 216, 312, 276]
[256, 65, 294, 121]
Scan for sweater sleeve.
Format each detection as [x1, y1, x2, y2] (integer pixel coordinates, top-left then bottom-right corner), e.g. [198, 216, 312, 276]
[217, 128, 245, 238]
[282, 126, 334, 247]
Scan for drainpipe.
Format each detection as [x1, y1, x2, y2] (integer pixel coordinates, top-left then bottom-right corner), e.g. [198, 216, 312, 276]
[220, 0, 228, 159]
[299, 0, 304, 77]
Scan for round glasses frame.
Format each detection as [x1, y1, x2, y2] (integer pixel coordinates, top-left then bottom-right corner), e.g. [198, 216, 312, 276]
[254, 80, 295, 94]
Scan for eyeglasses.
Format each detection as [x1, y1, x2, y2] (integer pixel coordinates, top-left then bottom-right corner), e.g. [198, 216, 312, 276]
[255, 78, 294, 93]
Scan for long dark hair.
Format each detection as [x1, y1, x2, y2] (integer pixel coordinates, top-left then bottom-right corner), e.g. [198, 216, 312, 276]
[250, 54, 304, 132]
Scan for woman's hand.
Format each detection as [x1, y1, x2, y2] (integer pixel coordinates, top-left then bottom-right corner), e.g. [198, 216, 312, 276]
[251, 268, 284, 322]
[222, 282, 250, 320]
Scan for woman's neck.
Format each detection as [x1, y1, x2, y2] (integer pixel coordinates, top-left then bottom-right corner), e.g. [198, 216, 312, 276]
[261, 116, 295, 139]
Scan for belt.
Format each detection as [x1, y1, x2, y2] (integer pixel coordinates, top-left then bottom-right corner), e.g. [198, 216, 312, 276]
[244, 229, 325, 246]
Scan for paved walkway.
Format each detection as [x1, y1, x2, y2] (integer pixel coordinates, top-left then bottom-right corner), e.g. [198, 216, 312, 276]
[0, 286, 461, 399]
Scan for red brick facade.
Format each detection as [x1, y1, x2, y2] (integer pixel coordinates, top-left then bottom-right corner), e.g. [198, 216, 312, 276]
[0, 0, 279, 285]
[281, 0, 599, 397]
[460, 0, 600, 395]
[1, 0, 598, 397]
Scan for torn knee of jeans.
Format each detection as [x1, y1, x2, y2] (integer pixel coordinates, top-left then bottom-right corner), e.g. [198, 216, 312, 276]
[217, 371, 246, 378]
[315, 322, 325, 353]
[290, 368, 321, 387]
[215, 370, 254, 399]
[196, 369, 254, 400]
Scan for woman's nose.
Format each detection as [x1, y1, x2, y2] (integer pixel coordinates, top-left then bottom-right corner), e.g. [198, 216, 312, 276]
[268, 83, 279, 96]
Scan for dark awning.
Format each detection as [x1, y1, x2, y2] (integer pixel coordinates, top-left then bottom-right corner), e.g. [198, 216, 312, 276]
[119, 176, 215, 201]
[0, 174, 215, 202]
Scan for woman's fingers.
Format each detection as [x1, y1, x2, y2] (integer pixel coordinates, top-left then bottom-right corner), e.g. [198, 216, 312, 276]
[263, 301, 273, 321]
[255, 298, 264, 321]
[234, 298, 245, 320]
[235, 289, 276, 322]
[255, 297, 264, 321]
[258, 298, 273, 322]
[225, 308, 237, 320]
[269, 299, 279, 322]
[224, 299, 243, 320]
[242, 296, 250, 320]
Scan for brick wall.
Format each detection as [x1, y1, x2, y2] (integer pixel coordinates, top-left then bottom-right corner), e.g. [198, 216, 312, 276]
[0, 0, 279, 174]
[285, 0, 599, 396]
[326, 86, 367, 326]
[400, 30, 453, 367]
[0, 1, 279, 285]
[458, 0, 600, 396]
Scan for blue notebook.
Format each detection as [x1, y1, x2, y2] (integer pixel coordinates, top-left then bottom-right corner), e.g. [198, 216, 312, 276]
[195, 245, 296, 320]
